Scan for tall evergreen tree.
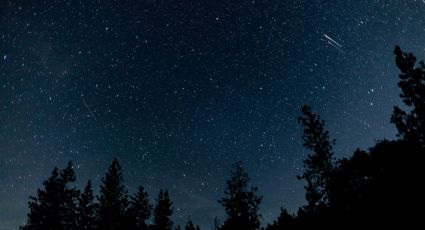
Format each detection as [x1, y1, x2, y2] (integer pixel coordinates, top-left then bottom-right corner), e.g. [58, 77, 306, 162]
[213, 217, 220, 230]
[184, 219, 200, 230]
[266, 208, 293, 230]
[218, 162, 262, 230]
[78, 180, 97, 230]
[185, 219, 195, 230]
[127, 186, 152, 230]
[297, 105, 335, 210]
[60, 162, 80, 230]
[392, 46, 425, 147]
[21, 162, 79, 230]
[97, 159, 128, 230]
[153, 189, 173, 230]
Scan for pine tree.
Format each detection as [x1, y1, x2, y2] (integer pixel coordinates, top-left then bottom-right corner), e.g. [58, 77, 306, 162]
[218, 162, 262, 230]
[184, 219, 200, 230]
[97, 159, 129, 230]
[21, 162, 79, 230]
[127, 186, 152, 230]
[213, 217, 220, 230]
[153, 189, 173, 230]
[266, 208, 293, 230]
[61, 162, 80, 230]
[185, 219, 195, 230]
[297, 105, 334, 211]
[392, 46, 425, 147]
[78, 180, 97, 230]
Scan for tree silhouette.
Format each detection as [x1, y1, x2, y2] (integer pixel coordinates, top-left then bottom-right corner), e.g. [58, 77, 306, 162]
[392, 46, 425, 147]
[97, 159, 129, 230]
[78, 180, 97, 230]
[184, 219, 200, 230]
[218, 162, 262, 230]
[127, 186, 152, 230]
[153, 189, 173, 230]
[21, 162, 79, 230]
[60, 162, 80, 229]
[297, 105, 335, 211]
[213, 217, 220, 230]
[266, 208, 293, 230]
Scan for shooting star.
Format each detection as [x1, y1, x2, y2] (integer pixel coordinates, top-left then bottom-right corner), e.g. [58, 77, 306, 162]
[323, 34, 342, 48]
[81, 96, 97, 122]
[323, 33, 345, 53]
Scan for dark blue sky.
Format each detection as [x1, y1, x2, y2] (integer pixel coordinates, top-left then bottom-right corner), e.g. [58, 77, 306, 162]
[1, 0, 424, 228]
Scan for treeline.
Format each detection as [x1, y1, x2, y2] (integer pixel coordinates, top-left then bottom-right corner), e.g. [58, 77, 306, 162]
[21, 158, 201, 230]
[20, 158, 260, 230]
[21, 46, 425, 229]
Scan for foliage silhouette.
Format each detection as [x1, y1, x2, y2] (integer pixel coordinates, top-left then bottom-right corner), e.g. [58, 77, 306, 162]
[184, 219, 200, 230]
[78, 180, 97, 230]
[266, 208, 294, 230]
[392, 46, 425, 147]
[126, 186, 152, 230]
[297, 105, 335, 211]
[21, 162, 79, 230]
[97, 159, 129, 230]
[153, 189, 173, 230]
[218, 161, 262, 230]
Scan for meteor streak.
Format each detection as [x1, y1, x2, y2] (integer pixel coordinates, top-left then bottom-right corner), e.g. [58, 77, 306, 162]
[323, 33, 345, 53]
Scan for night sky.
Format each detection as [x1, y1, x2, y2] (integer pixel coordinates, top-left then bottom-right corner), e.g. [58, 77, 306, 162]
[1, 0, 425, 229]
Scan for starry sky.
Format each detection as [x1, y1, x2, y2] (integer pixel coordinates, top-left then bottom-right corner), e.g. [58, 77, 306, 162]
[1, 0, 425, 229]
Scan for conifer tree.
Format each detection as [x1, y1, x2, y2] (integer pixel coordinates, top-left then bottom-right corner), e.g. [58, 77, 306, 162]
[392, 46, 425, 147]
[266, 208, 293, 230]
[78, 180, 97, 230]
[21, 162, 79, 230]
[213, 217, 220, 230]
[218, 162, 262, 230]
[127, 186, 152, 230]
[298, 105, 335, 210]
[153, 189, 173, 230]
[184, 219, 200, 230]
[185, 219, 195, 230]
[60, 162, 80, 229]
[97, 159, 128, 230]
